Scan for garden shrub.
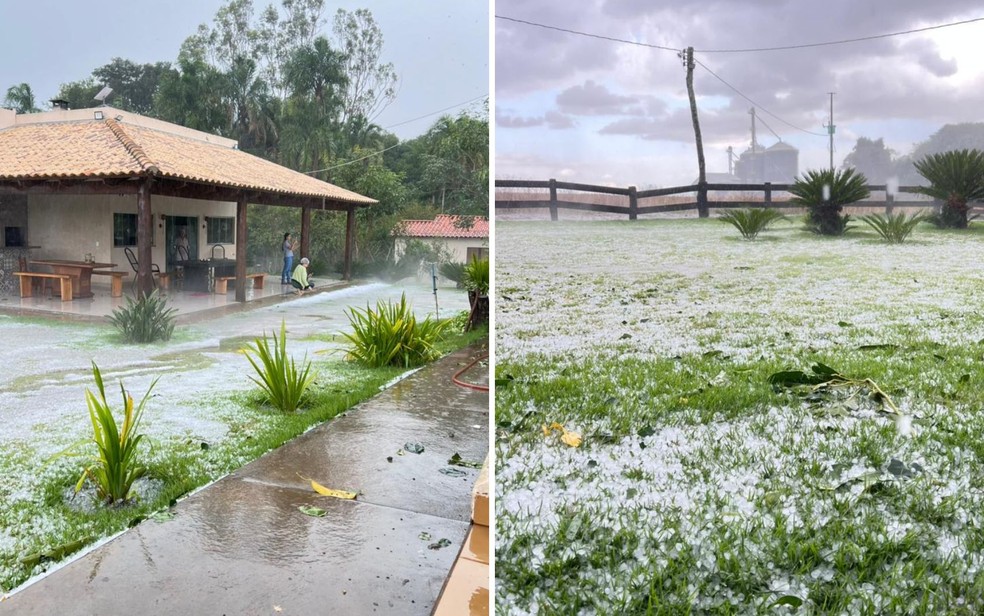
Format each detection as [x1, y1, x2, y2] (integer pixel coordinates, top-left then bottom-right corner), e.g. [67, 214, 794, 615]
[108, 290, 177, 343]
[790, 168, 870, 236]
[242, 320, 314, 413]
[343, 293, 450, 368]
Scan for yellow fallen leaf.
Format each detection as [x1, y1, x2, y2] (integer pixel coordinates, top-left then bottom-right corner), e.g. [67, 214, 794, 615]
[560, 430, 582, 448]
[297, 473, 357, 500]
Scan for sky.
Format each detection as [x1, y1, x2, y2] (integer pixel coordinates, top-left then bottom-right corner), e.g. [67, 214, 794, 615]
[495, 1, 984, 188]
[0, 0, 488, 141]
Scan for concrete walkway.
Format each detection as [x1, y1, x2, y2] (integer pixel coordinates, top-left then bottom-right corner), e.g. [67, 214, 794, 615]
[0, 344, 489, 615]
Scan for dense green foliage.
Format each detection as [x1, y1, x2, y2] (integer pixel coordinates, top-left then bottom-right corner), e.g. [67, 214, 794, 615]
[858, 212, 927, 243]
[790, 168, 870, 236]
[343, 293, 450, 368]
[5, 0, 488, 275]
[463, 256, 489, 295]
[718, 208, 787, 240]
[439, 261, 466, 287]
[913, 149, 984, 229]
[78, 363, 156, 505]
[242, 320, 314, 413]
[108, 290, 177, 343]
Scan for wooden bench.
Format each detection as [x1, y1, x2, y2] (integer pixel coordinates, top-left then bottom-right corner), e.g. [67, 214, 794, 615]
[91, 270, 127, 297]
[13, 272, 73, 302]
[213, 273, 265, 294]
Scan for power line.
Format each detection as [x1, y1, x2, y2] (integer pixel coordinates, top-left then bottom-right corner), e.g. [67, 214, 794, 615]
[383, 93, 488, 130]
[303, 94, 489, 175]
[697, 16, 984, 53]
[693, 58, 827, 137]
[495, 15, 679, 52]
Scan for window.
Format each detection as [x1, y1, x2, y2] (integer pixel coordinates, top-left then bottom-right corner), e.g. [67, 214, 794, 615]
[207, 217, 235, 244]
[466, 247, 488, 262]
[113, 213, 137, 247]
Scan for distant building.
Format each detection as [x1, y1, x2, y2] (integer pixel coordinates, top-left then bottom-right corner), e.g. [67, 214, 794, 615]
[734, 141, 799, 183]
[393, 215, 488, 263]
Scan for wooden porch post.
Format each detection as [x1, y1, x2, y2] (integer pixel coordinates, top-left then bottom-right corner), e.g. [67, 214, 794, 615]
[235, 195, 247, 303]
[136, 179, 154, 296]
[300, 206, 311, 261]
[344, 205, 356, 281]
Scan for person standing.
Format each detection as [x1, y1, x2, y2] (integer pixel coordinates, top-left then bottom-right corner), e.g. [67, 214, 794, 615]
[281, 232, 295, 284]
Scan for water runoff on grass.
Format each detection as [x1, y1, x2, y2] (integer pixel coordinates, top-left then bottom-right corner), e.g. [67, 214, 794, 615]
[496, 219, 984, 614]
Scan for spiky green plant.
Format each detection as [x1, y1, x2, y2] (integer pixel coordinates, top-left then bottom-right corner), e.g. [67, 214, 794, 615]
[718, 208, 787, 239]
[463, 256, 489, 296]
[439, 261, 467, 287]
[77, 363, 157, 505]
[343, 293, 450, 368]
[108, 290, 177, 343]
[242, 320, 314, 413]
[790, 168, 870, 236]
[913, 149, 984, 229]
[859, 212, 927, 243]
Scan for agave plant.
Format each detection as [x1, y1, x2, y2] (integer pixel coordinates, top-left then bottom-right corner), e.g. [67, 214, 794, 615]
[718, 208, 787, 240]
[790, 168, 870, 236]
[463, 256, 489, 296]
[439, 261, 467, 287]
[242, 320, 314, 413]
[913, 149, 984, 229]
[858, 212, 927, 244]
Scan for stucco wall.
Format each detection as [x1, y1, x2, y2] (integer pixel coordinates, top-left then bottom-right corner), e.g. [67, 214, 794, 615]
[27, 194, 237, 268]
[394, 237, 488, 263]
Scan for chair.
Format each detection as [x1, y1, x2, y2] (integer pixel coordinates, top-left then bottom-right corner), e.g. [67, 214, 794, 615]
[211, 244, 226, 260]
[124, 247, 164, 292]
[173, 245, 190, 291]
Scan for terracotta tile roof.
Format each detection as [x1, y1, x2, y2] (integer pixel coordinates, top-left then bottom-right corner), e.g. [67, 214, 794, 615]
[0, 118, 375, 205]
[396, 215, 489, 238]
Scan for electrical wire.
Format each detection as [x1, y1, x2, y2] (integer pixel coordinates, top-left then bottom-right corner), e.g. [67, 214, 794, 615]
[697, 16, 984, 53]
[495, 15, 679, 52]
[303, 93, 489, 175]
[694, 58, 827, 137]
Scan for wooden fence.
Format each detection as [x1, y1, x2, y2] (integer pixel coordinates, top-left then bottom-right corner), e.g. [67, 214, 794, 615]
[495, 178, 936, 220]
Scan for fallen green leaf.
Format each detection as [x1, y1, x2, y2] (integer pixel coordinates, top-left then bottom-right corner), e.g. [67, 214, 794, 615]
[298, 506, 327, 517]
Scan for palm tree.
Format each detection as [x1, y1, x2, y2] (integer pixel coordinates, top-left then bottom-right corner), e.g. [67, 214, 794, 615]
[790, 168, 870, 236]
[3, 83, 40, 114]
[913, 149, 984, 229]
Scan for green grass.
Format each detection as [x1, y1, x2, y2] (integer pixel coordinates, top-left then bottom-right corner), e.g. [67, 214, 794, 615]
[496, 219, 984, 614]
[0, 327, 484, 593]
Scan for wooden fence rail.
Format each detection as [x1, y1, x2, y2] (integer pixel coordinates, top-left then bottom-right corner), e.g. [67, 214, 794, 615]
[495, 178, 937, 220]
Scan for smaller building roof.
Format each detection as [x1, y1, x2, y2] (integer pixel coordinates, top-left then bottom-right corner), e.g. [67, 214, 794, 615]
[396, 215, 489, 239]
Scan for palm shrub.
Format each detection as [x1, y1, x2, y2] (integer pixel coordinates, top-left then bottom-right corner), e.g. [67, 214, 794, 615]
[790, 168, 870, 236]
[913, 149, 984, 229]
[859, 212, 927, 243]
[243, 320, 314, 413]
[343, 293, 450, 368]
[718, 208, 787, 239]
[77, 363, 157, 505]
[108, 290, 177, 343]
[439, 261, 467, 287]
[463, 256, 490, 296]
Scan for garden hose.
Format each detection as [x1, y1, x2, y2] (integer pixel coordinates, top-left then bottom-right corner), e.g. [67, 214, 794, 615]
[452, 352, 489, 392]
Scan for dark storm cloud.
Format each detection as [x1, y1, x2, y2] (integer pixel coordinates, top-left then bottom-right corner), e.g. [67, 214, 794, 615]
[555, 80, 640, 115]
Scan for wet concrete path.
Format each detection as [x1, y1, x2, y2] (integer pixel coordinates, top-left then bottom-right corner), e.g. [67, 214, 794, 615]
[0, 344, 489, 615]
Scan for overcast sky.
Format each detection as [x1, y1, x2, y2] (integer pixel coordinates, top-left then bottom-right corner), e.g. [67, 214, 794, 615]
[0, 0, 488, 140]
[495, 1, 984, 187]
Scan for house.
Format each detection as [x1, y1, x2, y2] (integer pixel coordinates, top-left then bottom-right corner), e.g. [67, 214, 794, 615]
[0, 106, 375, 301]
[393, 215, 489, 264]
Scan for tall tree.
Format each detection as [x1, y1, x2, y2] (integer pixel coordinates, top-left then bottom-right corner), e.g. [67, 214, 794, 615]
[92, 58, 172, 115]
[154, 57, 230, 135]
[842, 137, 895, 185]
[3, 83, 40, 113]
[332, 8, 398, 124]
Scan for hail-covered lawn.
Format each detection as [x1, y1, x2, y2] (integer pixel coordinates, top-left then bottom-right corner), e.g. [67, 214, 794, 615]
[0, 282, 472, 595]
[496, 219, 984, 615]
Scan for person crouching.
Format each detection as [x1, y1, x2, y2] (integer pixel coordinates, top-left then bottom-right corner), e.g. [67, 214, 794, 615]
[290, 257, 315, 295]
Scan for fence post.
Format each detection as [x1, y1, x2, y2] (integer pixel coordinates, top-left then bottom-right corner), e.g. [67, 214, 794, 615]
[764, 182, 772, 207]
[628, 185, 638, 221]
[549, 178, 558, 221]
[886, 192, 894, 215]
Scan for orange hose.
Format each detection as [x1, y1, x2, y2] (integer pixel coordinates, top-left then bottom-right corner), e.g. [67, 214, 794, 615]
[452, 352, 490, 392]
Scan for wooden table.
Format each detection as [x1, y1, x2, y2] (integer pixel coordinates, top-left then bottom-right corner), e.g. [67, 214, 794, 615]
[29, 260, 118, 299]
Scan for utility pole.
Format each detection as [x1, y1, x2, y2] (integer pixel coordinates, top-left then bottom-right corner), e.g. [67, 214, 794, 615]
[824, 92, 835, 171]
[727, 146, 734, 175]
[749, 107, 757, 153]
[683, 46, 708, 218]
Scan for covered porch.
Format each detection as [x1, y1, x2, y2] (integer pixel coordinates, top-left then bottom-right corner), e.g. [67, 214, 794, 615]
[0, 106, 376, 305]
